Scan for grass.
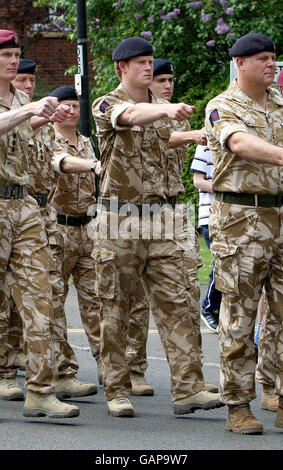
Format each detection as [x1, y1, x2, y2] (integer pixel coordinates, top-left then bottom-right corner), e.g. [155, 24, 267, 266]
[198, 236, 213, 283]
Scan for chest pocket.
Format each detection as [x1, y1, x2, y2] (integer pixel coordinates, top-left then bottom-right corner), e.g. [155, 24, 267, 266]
[239, 113, 267, 137]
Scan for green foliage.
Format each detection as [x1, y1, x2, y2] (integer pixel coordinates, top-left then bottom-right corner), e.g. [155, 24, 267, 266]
[34, 0, 283, 218]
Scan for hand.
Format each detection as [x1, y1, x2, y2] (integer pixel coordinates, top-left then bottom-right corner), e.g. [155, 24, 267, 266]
[193, 127, 207, 146]
[29, 97, 59, 119]
[166, 103, 195, 121]
[51, 104, 71, 123]
[94, 160, 101, 176]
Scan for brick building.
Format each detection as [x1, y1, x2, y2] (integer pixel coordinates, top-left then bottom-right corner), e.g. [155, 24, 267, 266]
[0, 2, 93, 95]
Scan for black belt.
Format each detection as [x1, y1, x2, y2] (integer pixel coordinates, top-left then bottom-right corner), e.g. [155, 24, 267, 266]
[57, 213, 92, 227]
[215, 191, 283, 208]
[30, 193, 48, 208]
[99, 196, 180, 216]
[0, 185, 27, 199]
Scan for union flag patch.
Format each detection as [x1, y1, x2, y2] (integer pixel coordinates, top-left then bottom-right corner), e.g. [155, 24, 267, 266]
[209, 109, 220, 127]
[99, 100, 110, 113]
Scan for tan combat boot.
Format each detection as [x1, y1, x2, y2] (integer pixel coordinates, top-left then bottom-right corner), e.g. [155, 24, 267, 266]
[173, 390, 224, 415]
[203, 382, 218, 393]
[55, 376, 97, 399]
[130, 372, 154, 396]
[261, 384, 279, 412]
[107, 397, 134, 417]
[0, 377, 24, 401]
[226, 404, 263, 434]
[24, 390, 80, 418]
[14, 352, 26, 371]
[275, 396, 283, 428]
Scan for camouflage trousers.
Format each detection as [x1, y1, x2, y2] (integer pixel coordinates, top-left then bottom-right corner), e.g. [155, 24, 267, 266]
[126, 232, 203, 375]
[90, 205, 204, 401]
[57, 222, 100, 360]
[210, 200, 283, 405]
[2, 205, 79, 379]
[0, 196, 58, 393]
[256, 292, 279, 388]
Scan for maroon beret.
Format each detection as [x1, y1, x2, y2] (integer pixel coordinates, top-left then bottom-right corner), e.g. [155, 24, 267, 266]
[276, 69, 283, 87]
[0, 30, 21, 49]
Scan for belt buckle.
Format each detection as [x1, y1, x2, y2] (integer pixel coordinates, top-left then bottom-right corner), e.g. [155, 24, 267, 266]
[10, 187, 17, 198]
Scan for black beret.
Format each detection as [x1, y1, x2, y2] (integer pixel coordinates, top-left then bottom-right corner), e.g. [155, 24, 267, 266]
[17, 59, 37, 75]
[49, 86, 78, 101]
[229, 33, 275, 57]
[112, 37, 153, 61]
[153, 59, 174, 76]
[0, 29, 20, 49]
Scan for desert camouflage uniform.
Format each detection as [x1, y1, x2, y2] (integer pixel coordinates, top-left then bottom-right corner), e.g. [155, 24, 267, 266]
[91, 84, 204, 401]
[126, 116, 204, 373]
[0, 85, 58, 392]
[205, 79, 283, 405]
[50, 130, 100, 360]
[256, 294, 280, 388]
[5, 123, 79, 378]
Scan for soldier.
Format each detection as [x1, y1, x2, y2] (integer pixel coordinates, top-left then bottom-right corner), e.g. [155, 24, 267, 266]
[48, 86, 102, 387]
[0, 59, 98, 401]
[0, 29, 79, 418]
[91, 37, 224, 417]
[205, 33, 283, 434]
[126, 57, 218, 395]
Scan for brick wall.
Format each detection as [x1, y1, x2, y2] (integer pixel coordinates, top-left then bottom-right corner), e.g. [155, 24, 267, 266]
[27, 34, 78, 88]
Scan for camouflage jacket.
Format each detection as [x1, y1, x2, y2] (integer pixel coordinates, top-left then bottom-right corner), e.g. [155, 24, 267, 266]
[92, 83, 186, 203]
[27, 123, 55, 195]
[50, 129, 97, 215]
[205, 79, 283, 194]
[0, 84, 32, 186]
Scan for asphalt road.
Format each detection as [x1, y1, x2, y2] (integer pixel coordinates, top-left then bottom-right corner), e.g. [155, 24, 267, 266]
[0, 283, 282, 457]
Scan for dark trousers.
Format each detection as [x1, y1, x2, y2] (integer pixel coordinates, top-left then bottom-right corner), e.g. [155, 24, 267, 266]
[200, 225, 222, 313]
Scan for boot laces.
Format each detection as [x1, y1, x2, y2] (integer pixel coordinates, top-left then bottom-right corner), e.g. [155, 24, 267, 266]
[116, 397, 129, 404]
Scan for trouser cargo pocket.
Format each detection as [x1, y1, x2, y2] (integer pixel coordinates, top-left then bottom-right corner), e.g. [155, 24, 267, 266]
[211, 241, 239, 295]
[91, 245, 116, 299]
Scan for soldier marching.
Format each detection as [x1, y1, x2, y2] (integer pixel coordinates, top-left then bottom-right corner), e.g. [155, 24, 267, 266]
[0, 27, 282, 435]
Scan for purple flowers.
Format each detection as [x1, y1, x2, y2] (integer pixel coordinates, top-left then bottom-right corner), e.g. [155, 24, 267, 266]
[215, 18, 230, 34]
[160, 9, 181, 20]
[113, 1, 122, 7]
[188, 1, 203, 8]
[225, 7, 234, 15]
[147, 16, 155, 24]
[135, 14, 143, 20]
[140, 31, 152, 38]
[226, 32, 236, 39]
[206, 40, 215, 47]
[135, 0, 143, 6]
[201, 12, 211, 23]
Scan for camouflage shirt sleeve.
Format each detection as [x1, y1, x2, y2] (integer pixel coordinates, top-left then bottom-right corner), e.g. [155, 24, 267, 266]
[92, 94, 134, 134]
[205, 97, 249, 150]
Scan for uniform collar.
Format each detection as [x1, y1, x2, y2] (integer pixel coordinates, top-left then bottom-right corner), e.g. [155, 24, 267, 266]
[0, 83, 28, 109]
[228, 78, 283, 111]
[55, 129, 87, 152]
[116, 82, 158, 104]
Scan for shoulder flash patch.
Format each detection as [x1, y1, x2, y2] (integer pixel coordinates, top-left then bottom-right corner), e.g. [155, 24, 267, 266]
[100, 100, 110, 113]
[209, 109, 220, 127]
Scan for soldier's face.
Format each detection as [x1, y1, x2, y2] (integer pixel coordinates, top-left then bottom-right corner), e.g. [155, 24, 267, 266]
[0, 48, 20, 82]
[150, 74, 174, 101]
[240, 51, 276, 86]
[121, 55, 153, 87]
[12, 73, 35, 100]
[58, 99, 80, 127]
